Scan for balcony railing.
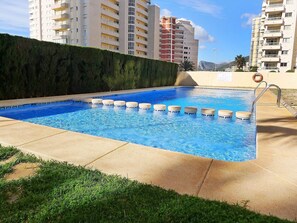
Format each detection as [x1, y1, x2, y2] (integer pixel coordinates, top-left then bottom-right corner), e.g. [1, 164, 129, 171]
[263, 54, 278, 58]
[267, 17, 282, 20]
[267, 4, 283, 7]
[264, 42, 280, 46]
[265, 30, 281, 33]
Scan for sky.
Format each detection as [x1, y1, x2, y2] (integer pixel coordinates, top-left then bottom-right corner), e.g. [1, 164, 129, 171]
[0, 0, 263, 63]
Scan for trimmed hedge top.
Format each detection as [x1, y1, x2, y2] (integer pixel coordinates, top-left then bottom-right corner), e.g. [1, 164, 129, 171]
[0, 34, 178, 100]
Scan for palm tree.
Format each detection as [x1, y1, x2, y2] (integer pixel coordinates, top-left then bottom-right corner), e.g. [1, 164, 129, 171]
[235, 55, 246, 70]
[179, 60, 195, 71]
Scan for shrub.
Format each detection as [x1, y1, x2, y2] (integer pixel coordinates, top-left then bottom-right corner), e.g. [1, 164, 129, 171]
[286, 70, 295, 73]
[0, 34, 178, 100]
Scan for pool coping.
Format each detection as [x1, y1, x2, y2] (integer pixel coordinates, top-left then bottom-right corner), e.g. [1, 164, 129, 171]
[1, 86, 297, 221]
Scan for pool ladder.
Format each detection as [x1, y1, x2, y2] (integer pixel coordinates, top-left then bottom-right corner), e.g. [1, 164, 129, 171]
[251, 81, 281, 112]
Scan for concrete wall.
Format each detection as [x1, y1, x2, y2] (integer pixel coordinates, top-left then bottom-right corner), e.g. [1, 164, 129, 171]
[175, 71, 297, 89]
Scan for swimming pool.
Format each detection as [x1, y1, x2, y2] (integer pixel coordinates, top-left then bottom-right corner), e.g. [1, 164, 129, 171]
[0, 87, 256, 161]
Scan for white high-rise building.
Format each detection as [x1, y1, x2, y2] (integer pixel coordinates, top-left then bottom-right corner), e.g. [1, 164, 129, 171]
[250, 0, 297, 72]
[29, 0, 160, 59]
[159, 16, 199, 70]
[250, 16, 262, 68]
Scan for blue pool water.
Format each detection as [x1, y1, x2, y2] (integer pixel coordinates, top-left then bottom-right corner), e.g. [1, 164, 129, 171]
[0, 87, 256, 161]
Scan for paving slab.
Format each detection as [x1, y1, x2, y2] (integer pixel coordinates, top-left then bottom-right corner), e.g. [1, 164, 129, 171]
[0, 116, 20, 127]
[0, 122, 65, 147]
[18, 131, 127, 166]
[198, 160, 297, 221]
[87, 143, 212, 195]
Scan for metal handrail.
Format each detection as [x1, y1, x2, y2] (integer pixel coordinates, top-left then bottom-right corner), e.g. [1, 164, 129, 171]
[251, 84, 281, 112]
[254, 81, 268, 93]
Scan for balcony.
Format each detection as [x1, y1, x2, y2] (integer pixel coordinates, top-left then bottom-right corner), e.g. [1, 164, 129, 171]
[102, 1, 119, 11]
[52, 2, 69, 11]
[101, 29, 119, 38]
[53, 13, 69, 21]
[137, 15, 148, 24]
[101, 38, 119, 47]
[261, 66, 279, 71]
[263, 30, 282, 38]
[101, 9, 119, 20]
[53, 24, 70, 31]
[101, 19, 119, 29]
[137, 0, 149, 9]
[265, 4, 285, 13]
[262, 42, 281, 50]
[136, 44, 147, 52]
[136, 29, 148, 38]
[264, 17, 283, 26]
[135, 37, 147, 45]
[262, 54, 280, 62]
[136, 22, 148, 31]
[136, 6, 148, 17]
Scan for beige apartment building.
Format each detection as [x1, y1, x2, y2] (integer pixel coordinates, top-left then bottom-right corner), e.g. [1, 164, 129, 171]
[160, 16, 199, 70]
[250, 0, 297, 72]
[250, 17, 262, 67]
[29, 0, 160, 59]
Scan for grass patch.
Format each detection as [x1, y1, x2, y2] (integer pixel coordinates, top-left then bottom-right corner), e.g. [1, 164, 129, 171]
[0, 146, 18, 161]
[0, 145, 292, 223]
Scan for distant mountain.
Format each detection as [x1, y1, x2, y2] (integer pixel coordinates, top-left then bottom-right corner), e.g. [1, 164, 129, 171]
[198, 56, 249, 71]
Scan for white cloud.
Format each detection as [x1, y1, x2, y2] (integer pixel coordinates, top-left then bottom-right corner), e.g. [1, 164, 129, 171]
[0, 0, 29, 35]
[241, 13, 260, 27]
[199, 45, 207, 49]
[172, 0, 221, 17]
[194, 24, 215, 42]
[160, 9, 172, 17]
[179, 18, 215, 43]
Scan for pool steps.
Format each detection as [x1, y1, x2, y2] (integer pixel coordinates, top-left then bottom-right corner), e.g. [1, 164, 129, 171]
[81, 98, 252, 120]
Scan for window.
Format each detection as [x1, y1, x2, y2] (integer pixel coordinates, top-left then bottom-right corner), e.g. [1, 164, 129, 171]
[128, 25, 134, 32]
[128, 33, 134, 41]
[128, 8, 135, 15]
[128, 42, 134, 50]
[280, 63, 287, 67]
[283, 38, 290, 43]
[128, 16, 135, 24]
[128, 0, 135, 6]
[285, 12, 292, 17]
[284, 25, 291, 30]
[282, 50, 288, 55]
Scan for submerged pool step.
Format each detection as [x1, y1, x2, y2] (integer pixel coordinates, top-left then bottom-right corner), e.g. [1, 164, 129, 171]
[201, 108, 215, 116]
[102, 100, 114, 106]
[218, 110, 233, 118]
[126, 102, 139, 108]
[154, 104, 166, 111]
[139, 103, 151, 110]
[84, 98, 252, 120]
[114, 101, 126, 107]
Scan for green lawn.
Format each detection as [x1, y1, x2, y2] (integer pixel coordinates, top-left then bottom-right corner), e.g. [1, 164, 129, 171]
[0, 145, 291, 223]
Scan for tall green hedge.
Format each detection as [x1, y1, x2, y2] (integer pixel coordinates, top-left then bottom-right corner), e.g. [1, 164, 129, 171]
[0, 34, 178, 100]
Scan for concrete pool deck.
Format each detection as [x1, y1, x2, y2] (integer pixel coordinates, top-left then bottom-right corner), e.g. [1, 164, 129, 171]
[0, 88, 297, 221]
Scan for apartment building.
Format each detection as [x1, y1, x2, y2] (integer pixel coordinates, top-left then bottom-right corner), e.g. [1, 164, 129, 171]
[250, 17, 262, 67]
[250, 0, 297, 72]
[160, 16, 199, 70]
[29, 0, 160, 59]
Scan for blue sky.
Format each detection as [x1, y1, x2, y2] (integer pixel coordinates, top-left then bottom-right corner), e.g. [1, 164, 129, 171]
[0, 0, 262, 63]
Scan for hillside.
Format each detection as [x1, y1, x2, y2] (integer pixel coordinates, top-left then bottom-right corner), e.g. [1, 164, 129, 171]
[198, 56, 249, 71]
